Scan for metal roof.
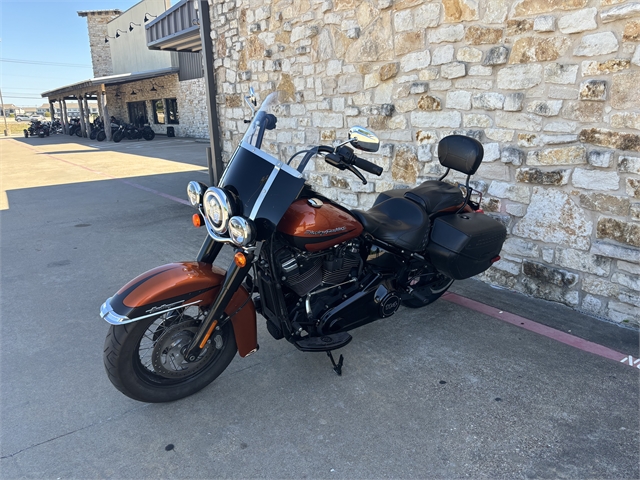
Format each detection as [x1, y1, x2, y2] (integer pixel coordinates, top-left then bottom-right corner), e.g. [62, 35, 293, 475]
[41, 67, 179, 99]
[146, 0, 202, 52]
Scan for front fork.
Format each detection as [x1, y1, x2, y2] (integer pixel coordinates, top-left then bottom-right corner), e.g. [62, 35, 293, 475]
[185, 237, 254, 361]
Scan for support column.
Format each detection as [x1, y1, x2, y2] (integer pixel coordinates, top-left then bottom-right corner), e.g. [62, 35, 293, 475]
[100, 85, 112, 141]
[77, 95, 87, 137]
[83, 95, 91, 131]
[198, 0, 223, 185]
[61, 99, 69, 134]
[49, 101, 55, 130]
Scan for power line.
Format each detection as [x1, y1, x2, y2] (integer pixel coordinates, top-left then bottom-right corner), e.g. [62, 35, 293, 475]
[0, 58, 92, 68]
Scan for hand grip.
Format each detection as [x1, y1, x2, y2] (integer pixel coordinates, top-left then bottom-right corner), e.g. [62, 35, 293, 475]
[353, 156, 383, 176]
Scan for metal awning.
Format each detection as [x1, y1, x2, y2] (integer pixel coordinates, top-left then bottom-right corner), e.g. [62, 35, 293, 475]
[146, 0, 202, 52]
[41, 67, 179, 99]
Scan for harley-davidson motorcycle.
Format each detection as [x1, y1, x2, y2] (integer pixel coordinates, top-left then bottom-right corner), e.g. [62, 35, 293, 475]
[101, 90, 507, 403]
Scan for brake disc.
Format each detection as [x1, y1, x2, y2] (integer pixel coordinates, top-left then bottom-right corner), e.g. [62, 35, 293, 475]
[151, 319, 222, 378]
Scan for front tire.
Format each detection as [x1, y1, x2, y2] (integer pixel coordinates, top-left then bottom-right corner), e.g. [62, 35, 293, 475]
[113, 131, 123, 142]
[76, 128, 82, 138]
[103, 306, 237, 403]
[96, 130, 106, 142]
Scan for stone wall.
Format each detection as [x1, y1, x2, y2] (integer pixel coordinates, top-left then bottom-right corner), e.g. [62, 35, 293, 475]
[79, 10, 122, 78]
[207, 0, 640, 325]
[104, 74, 207, 138]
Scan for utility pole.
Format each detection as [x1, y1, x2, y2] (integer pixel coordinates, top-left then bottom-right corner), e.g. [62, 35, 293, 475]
[0, 87, 9, 136]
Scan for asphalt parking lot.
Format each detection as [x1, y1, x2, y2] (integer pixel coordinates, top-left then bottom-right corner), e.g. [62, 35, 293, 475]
[1, 134, 638, 479]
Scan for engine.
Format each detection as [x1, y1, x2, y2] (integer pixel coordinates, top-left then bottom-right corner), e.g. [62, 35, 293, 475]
[274, 239, 362, 297]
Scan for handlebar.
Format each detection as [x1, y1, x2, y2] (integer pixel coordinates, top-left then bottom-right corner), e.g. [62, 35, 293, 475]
[353, 156, 383, 176]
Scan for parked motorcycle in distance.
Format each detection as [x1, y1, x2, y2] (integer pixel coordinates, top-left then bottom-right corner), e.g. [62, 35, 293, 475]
[23, 119, 50, 138]
[68, 118, 82, 137]
[100, 89, 507, 403]
[50, 119, 63, 134]
[89, 118, 104, 140]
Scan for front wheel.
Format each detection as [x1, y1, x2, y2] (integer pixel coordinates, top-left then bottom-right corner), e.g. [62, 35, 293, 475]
[96, 130, 106, 142]
[142, 129, 155, 141]
[113, 131, 123, 142]
[103, 306, 237, 403]
[75, 128, 82, 138]
[402, 272, 453, 308]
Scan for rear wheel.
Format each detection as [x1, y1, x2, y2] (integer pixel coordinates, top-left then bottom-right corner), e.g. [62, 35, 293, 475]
[96, 130, 106, 142]
[90, 129, 97, 140]
[76, 128, 82, 137]
[103, 305, 237, 403]
[113, 131, 123, 142]
[402, 271, 453, 308]
[142, 129, 155, 141]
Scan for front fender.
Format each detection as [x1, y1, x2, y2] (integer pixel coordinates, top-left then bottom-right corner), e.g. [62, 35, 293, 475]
[100, 262, 257, 357]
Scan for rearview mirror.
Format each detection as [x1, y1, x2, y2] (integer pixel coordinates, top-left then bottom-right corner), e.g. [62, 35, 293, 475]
[348, 126, 380, 153]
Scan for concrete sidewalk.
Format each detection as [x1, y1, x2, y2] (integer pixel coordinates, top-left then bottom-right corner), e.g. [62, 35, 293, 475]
[1, 136, 638, 479]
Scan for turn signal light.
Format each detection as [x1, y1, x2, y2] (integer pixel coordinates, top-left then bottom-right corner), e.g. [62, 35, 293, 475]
[234, 252, 247, 268]
[192, 213, 203, 228]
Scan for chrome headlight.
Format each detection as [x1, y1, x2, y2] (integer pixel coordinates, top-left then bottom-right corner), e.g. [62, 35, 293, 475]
[203, 187, 233, 234]
[187, 181, 207, 207]
[228, 216, 255, 246]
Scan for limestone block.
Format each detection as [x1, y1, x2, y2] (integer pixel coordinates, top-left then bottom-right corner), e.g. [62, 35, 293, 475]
[483, 143, 501, 162]
[506, 204, 528, 217]
[534, 15, 556, 32]
[442, 0, 479, 23]
[400, 51, 431, 72]
[417, 145, 432, 161]
[495, 111, 543, 131]
[446, 91, 472, 110]
[632, 203, 640, 221]
[527, 100, 562, 117]
[579, 192, 630, 216]
[527, 146, 586, 166]
[579, 128, 640, 152]
[428, 24, 465, 43]
[411, 111, 462, 128]
[628, 178, 640, 198]
[379, 63, 399, 81]
[516, 167, 570, 185]
[518, 133, 543, 148]
[504, 93, 524, 112]
[624, 20, 640, 41]
[394, 9, 414, 32]
[469, 65, 493, 76]
[507, 19, 534, 35]
[395, 31, 425, 55]
[391, 145, 419, 184]
[484, 0, 509, 23]
[581, 59, 630, 77]
[457, 46, 483, 62]
[597, 217, 640, 247]
[608, 301, 640, 325]
[591, 240, 640, 262]
[586, 150, 614, 168]
[441, 62, 466, 79]
[523, 261, 578, 288]
[455, 79, 493, 90]
[581, 295, 603, 315]
[611, 71, 640, 110]
[509, 37, 571, 64]
[417, 95, 442, 111]
[465, 26, 503, 45]
[562, 102, 604, 122]
[632, 46, 640, 67]
[432, 45, 455, 65]
[579, 80, 607, 101]
[611, 112, 640, 131]
[572, 168, 620, 191]
[464, 113, 492, 127]
[513, 0, 588, 17]
[312, 112, 343, 128]
[618, 155, 640, 174]
[573, 32, 619, 56]
[472, 92, 504, 110]
[541, 134, 578, 145]
[556, 247, 611, 276]
[619, 259, 640, 275]
[497, 64, 543, 90]
[544, 121, 577, 133]
[410, 82, 429, 94]
[483, 46, 510, 65]
[513, 187, 592, 250]
[548, 86, 579, 100]
[544, 63, 579, 84]
[414, 3, 442, 28]
[558, 8, 597, 34]
[600, 2, 640, 23]
[338, 75, 363, 93]
[488, 181, 531, 203]
[487, 129, 515, 142]
[345, 14, 394, 63]
[474, 161, 511, 181]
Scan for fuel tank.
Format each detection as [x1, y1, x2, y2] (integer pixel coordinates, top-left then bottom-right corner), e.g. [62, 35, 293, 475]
[277, 198, 364, 252]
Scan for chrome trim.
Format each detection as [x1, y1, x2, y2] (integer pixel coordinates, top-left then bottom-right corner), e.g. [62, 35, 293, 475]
[199, 206, 236, 244]
[187, 181, 207, 207]
[249, 165, 280, 220]
[203, 187, 233, 234]
[228, 216, 255, 246]
[100, 297, 202, 326]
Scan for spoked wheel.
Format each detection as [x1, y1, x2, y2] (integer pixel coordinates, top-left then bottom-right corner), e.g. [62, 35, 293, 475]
[402, 271, 454, 308]
[103, 305, 237, 403]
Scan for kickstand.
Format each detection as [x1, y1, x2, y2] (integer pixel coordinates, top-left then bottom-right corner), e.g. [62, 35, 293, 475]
[326, 351, 344, 376]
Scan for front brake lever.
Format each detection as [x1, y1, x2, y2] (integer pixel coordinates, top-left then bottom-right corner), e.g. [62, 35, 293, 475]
[346, 164, 367, 185]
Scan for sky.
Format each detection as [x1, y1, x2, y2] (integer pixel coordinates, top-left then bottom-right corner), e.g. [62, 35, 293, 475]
[0, 0, 140, 107]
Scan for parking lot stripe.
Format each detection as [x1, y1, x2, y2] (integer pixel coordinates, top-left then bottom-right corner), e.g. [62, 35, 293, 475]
[442, 292, 637, 368]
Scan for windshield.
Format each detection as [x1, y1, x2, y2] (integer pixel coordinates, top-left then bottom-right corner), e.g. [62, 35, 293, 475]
[218, 91, 306, 227]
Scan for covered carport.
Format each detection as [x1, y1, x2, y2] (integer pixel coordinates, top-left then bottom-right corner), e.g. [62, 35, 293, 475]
[41, 67, 178, 141]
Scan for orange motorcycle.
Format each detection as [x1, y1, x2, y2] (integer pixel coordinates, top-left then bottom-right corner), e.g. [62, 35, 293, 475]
[101, 90, 506, 403]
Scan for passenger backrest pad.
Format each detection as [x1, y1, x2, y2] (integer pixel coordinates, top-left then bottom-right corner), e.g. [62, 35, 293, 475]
[437, 135, 484, 175]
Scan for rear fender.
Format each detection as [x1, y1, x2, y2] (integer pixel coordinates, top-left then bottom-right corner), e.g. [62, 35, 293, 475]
[100, 262, 257, 357]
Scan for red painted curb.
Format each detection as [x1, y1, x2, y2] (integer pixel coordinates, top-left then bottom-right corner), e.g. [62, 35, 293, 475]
[442, 292, 639, 370]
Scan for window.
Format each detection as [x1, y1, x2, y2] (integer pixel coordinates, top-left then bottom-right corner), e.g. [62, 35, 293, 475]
[167, 98, 179, 124]
[127, 101, 147, 127]
[153, 100, 165, 124]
